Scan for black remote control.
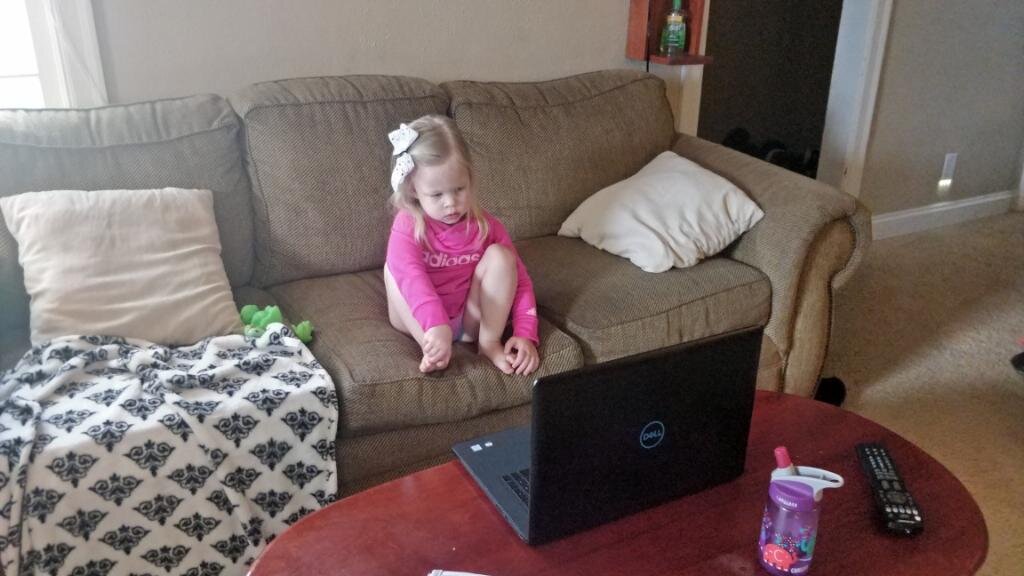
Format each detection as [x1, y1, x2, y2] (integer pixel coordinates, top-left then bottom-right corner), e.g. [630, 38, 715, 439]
[856, 443, 923, 535]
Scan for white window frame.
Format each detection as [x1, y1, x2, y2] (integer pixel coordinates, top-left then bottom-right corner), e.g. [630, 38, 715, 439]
[23, 0, 107, 108]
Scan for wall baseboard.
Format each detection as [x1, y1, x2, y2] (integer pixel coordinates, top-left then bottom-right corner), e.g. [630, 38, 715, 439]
[871, 190, 1016, 240]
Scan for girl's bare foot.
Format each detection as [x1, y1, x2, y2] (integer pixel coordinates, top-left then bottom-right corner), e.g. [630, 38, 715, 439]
[419, 354, 448, 373]
[478, 340, 513, 374]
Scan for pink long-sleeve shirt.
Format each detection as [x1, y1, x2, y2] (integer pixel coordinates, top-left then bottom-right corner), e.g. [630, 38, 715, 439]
[386, 210, 539, 344]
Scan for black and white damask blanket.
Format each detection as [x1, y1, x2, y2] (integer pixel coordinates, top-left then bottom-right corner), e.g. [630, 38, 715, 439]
[0, 324, 338, 576]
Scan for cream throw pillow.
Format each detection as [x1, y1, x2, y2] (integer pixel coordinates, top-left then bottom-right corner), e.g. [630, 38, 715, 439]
[558, 151, 764, 272]
[0, 188, 242, 345]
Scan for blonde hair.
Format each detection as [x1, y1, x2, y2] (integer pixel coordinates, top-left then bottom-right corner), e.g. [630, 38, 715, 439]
[388, 115, 489, 249]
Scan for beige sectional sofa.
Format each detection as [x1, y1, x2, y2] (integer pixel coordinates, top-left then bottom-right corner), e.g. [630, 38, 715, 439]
[0, 69, 869, 496]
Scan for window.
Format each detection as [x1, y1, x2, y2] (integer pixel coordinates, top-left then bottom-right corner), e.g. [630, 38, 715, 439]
[0, 0, 107, 109]
[0, 0, 45, 108]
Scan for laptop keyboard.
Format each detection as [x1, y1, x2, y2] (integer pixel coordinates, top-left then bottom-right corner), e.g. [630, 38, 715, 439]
[502, 468, 531, 504]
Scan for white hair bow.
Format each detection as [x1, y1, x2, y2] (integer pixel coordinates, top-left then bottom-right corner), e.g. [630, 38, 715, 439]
[389, 123, 419, 192]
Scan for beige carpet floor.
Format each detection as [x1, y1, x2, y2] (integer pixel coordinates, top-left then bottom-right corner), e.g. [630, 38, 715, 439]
[825, 211, 1024, 575]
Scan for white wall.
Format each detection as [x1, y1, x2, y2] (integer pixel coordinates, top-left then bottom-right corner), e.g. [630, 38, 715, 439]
[92, 0, 639, 103]
[92, 0, 1024, 216]
[859, 0, 1024, 214]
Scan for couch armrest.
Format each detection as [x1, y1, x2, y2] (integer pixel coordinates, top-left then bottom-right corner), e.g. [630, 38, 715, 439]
[0, 327, 31, 373]
[672, 134, 871, 395]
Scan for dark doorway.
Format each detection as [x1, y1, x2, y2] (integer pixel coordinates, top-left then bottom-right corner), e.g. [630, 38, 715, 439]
[697, 1, 843, 178]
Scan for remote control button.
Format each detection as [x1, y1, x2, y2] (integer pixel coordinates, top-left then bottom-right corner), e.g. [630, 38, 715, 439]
[887, 491, 907, 504]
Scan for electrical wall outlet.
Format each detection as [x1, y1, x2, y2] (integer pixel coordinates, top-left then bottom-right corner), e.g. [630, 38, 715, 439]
[941, 153, 958, 179]
[937, 152, 957, 196]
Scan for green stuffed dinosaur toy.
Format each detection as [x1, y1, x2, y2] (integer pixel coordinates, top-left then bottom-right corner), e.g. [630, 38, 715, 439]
[239, 304, 314, 343]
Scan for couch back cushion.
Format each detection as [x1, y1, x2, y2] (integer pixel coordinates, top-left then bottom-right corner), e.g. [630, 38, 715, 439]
[443, 70, 676, 241]
[230, 76, 449, 287]
[0, 95, 254, 332]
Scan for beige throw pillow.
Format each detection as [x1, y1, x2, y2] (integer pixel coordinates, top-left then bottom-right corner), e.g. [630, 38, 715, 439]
[0, 188, 242, 345]
[559, 151, 764, 273]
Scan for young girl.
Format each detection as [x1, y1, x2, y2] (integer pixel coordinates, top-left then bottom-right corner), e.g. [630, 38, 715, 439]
[384, 115, 540, 376]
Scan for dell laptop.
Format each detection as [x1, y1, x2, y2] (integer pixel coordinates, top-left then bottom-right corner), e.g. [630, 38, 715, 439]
[452, 326, 763, 545]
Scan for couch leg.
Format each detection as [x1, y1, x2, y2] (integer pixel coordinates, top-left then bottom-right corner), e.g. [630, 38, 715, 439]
[1012, 350, 1024, 376]
[814, 377, 846, 407]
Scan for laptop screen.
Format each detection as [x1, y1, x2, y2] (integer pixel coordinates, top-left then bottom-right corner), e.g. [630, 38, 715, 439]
[526, 327, 762, 543]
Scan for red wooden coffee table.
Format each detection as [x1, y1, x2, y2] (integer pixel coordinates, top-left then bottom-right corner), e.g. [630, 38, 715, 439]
[250, 391, 987, 575]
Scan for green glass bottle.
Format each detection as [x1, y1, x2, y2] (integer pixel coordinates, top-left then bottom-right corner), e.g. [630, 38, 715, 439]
[659, 0, 687, 57]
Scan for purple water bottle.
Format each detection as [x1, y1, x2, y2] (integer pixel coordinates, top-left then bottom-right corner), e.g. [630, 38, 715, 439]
[758, 447, 844, 575]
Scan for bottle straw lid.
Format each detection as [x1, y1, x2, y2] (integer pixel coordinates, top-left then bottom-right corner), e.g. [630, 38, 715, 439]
[771, 466, 845, 509]
[774, 446, 793, 469]
[771, 446, 798, 479]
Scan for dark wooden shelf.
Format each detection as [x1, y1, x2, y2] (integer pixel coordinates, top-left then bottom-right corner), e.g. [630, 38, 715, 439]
[648, 53, 712, 66]
[626, 0, 709, 66]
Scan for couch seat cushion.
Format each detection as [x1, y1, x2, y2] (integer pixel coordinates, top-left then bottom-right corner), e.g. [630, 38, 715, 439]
[516, 236, 771, 363]
[268, 270, 584, 437]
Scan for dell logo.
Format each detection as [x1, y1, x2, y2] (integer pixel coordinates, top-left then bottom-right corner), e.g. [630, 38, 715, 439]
[640, 420, 666, 449]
